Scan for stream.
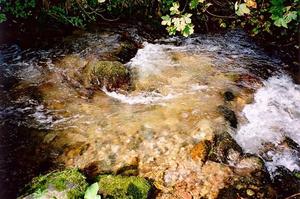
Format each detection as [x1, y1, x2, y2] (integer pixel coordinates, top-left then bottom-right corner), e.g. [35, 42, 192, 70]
[0, 28, 299, 198]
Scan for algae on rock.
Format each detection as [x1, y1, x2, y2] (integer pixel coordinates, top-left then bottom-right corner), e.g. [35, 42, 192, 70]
[82, 60, 131, 91]
[19, 169, 88, 199]
[97, 174, 152, 199]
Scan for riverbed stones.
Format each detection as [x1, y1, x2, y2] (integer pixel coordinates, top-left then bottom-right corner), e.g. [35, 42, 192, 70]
[19, 169, 87, 199]
[82, 60, 131, 91]
[97, 174, 152, 199]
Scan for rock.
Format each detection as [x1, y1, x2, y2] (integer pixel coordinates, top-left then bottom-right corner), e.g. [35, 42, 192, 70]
[272, 166, 300, 198]
[208, 132, 242, 164]
[115, 157, 140, 176]
[282, 137, 300, 151]
[82, 60, 131, 91]
[217, 105, 238, 128]
[235, 155, 265, 175]
[223, 90, 235, 101]
[19, 169, 87, 199]
[200, 162, 233, 199]
[96, 174, 152, 199]
[217, 175, 275, 199]
[116, 41, 138, 63]
[235, 74, 262, 90]
[190, 140, 210, 163]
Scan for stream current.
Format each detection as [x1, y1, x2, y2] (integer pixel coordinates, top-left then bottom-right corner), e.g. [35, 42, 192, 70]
[0, 29, 299, 198]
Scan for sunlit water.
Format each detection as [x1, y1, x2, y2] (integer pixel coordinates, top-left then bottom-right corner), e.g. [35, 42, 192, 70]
[0, 30, 299, 198]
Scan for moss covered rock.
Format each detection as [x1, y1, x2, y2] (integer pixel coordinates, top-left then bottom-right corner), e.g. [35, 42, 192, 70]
[97, 175, 152, 199]
[19, 169, 87, 199]
[83, 60, 131, 91]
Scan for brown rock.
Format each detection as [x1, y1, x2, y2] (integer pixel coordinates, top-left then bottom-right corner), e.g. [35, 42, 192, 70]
[190, 140, 210, 163]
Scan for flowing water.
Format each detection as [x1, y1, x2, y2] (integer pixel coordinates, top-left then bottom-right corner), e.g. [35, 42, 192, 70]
[0, 29, 299, 198]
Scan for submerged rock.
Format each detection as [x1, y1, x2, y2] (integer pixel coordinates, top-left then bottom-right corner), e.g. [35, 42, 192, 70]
[96, 174, 152, 199]
[217, 105, 238, 128]
[223, 90, 235, 101]
[82, 60, 131, 91]
[190, 140, 210, 163]
[19, 169, 87, 199]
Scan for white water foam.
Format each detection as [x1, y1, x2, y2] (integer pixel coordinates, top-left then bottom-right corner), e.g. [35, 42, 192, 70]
[234, 75, 300, 172]
[103, 88, 176, 105]
[127, 42, 185, 78]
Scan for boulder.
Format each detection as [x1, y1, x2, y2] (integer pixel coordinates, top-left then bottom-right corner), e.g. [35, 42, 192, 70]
[82, 60, 131, 91]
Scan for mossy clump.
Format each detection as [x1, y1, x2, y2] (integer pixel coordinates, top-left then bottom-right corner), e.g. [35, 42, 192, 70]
[19, 169, 88, 199]
[97, 174, 152, 199]
[83, 60, 131, 91]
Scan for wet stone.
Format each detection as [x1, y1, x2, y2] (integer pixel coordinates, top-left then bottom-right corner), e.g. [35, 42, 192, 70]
[272, 166, 300, 198]
[217, 105, 238, 128]
[217, 175, 275, 199]
[208, 132, 243, 164]
[190, 140, 210, 163]
[223, 90, 235, 101]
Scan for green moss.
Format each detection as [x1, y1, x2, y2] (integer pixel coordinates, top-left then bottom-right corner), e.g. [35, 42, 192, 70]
[83, 61, 131, 91]
[294, 171, 300, 179]
[20, 169, 88, 199]
[97, 175, 152, 199]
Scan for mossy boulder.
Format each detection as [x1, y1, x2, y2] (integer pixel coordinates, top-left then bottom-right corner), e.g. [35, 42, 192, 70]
[96, 174, 152, 199]
[82, 60, 131, 91]
[19, 169, 87, 199]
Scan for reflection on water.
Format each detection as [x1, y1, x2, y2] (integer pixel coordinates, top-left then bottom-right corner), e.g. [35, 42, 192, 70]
[1, 30, 298, 198]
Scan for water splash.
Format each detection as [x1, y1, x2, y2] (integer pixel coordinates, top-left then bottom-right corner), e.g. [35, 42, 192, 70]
[234, 75, 300, 173]
[103, 88, 176, 105]
[127, 42, 184, 77]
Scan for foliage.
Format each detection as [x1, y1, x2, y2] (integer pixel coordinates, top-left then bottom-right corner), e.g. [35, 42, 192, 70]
[0, 0, 298, 43]
[161, 0, 299, 37]
[0, 0, 35, 22]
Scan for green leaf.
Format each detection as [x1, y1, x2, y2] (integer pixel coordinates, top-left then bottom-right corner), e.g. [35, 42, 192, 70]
[235, 3, 251, 16]
[0, 13, 6, 23]
[84, 183, 100, 199]
[170, 2, 180, 15]
[161, 15, 172, 26]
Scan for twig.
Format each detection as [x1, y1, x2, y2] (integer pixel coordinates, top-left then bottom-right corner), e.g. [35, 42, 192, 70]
[285, 193, 300, 199]
[205, 9, 236, 19]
